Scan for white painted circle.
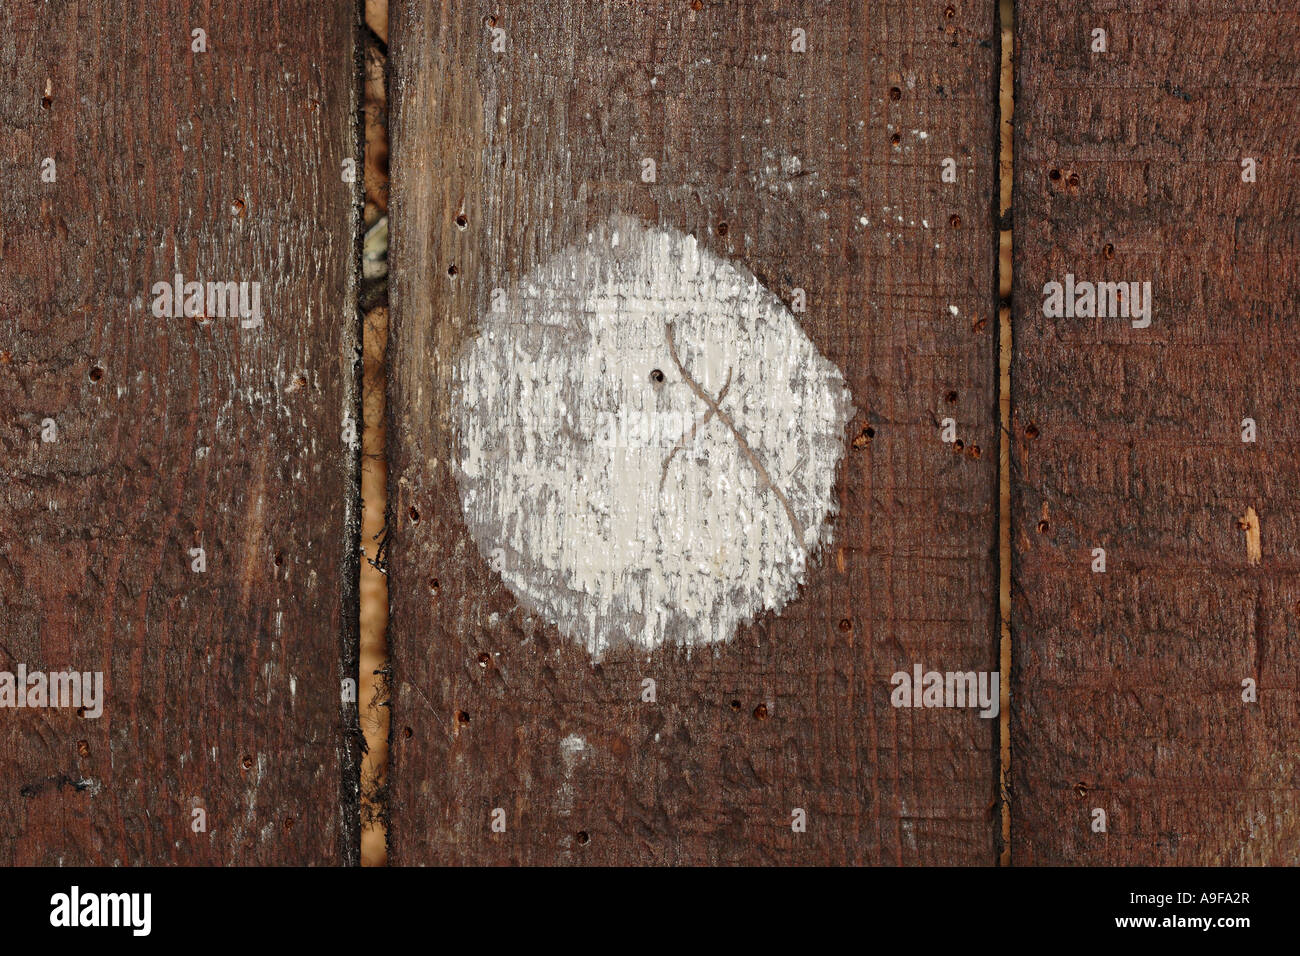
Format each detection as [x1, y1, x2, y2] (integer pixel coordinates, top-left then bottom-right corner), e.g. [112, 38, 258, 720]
[452, 215, 855, 658]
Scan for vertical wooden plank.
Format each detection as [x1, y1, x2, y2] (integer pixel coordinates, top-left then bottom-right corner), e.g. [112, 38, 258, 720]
[1012, 3, 1300, 863]
[0, 1, 361, 865]
[389, 0, 1001, 864]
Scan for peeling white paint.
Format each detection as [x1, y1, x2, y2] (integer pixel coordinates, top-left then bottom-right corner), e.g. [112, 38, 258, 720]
[453, 215, 854, 659]
[559, 734, 587, 763]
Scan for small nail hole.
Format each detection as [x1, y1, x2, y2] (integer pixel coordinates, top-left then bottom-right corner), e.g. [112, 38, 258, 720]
[1048, 168, 1062, 181]
[1037, 520, 1049, 533]
[89, 366, 103, 382]
[890, 133, 901, 145]
[456, 710, 471, 724]
[753, 703, 768, 720]
[730, 699, 741, 711]
[944, 4, 956, 18]
[1103, 242, 1115, 259]
[477, 653, 491, 667]
[576, 831, 590, 845]
[76, 740, 90, 757]
[455, 213, 467, 228]
[404, 726, 414, 739]
[409, 506, 420, 523]
[949, 214, 962, 228]
[1024, 423, 1039, 439]
[716, 222, 728, 237]
[1067, 172, 1080, 188]
[953, 438, 964, 452]
[241, 754, 254, 770]
[838, 618, 853, 632]
[429, 577, 440, 592]
[447, 264, 458, 276]
[274, 551, 284, 566]
[889, 87, 901, 101]
[649, 368, 665, 384]
[945, 390, 958, 403]
[231, 198, 245, 217]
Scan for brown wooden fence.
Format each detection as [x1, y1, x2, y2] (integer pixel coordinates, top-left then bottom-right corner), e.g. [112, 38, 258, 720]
[1, 0, 1295, 866]
[0, 1, 362, 865]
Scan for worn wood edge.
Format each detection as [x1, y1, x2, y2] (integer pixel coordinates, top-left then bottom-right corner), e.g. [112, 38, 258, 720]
[335, 0, 368, 869]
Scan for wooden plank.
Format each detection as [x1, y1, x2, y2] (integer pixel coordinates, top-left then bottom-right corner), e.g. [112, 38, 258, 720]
[389, 0, 1001, 864]
[1011, 3, 1300, 863]
[0, 1, 362, 865]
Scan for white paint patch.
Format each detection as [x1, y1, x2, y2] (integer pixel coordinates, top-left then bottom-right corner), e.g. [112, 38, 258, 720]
[559, 734, 587, 762]
[452, 215, 855, 659]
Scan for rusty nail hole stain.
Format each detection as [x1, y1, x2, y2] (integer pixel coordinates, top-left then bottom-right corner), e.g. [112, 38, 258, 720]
[403, 726, 413, 739]
[231, 198, 245, 217]
[41, 96, 52, 110]
[455, 213, 468, 228]
[838, 618, 853, 632]
[447, 264, 458, 276]
[945, 390, 958, 403]
[949, 214, 962, 228]
[716, 221, 728, 237]
[890, 133, 901, 145]
[477, 652, 491, 667]
[76, 706, 87, 718]
[241, 754, 254, 770]
[972, 316, 988, 332]
[409, 506, 420, 523]
[577, 831, 590, 845]
[484, 14, 497, 27]
[889, 86, 902, 101]
[730, 699, 741, 711]
[692, 0, 703, 8]
[1024, 423, 1039, 439]
[1037, 519, 1050, 533]
[944, 4, 956, 17]
[953, 438, 964, 452]
[429, 577, 440, 593]
[294, 373, 308, 389]
[284, 816, 295, 831]
[753, 703, 769, 720]
[649, 368, 665, 384]
[456, 710, 471, 724]
[969, 445, 981, 459]
[274, 550, 284, 566]
[1103, 242, 1115, 259]
[89, 366, 103, 382]
[1067, 172, 1080, 188]
[1048, 168, 1062, 182]
[76, 740, 89, 758]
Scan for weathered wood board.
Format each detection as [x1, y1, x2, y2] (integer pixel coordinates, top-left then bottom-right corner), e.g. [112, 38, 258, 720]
[1011, 3, 1300, 863]
[389, 0, 1002, 864]
[0, 1, 362, 865]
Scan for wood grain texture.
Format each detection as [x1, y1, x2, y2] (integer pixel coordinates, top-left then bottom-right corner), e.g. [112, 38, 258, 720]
[0, 0, 362, 865]
[1012, 2, 1300, 864]
[389, 0, 1001, 864]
